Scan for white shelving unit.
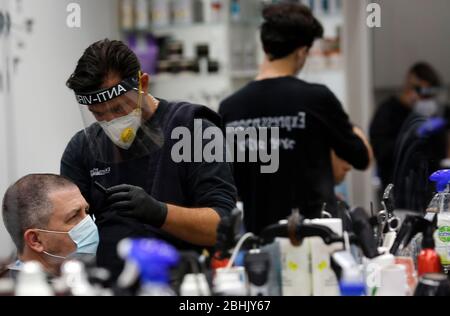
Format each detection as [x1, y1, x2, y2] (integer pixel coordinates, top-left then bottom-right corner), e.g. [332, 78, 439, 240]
[149, 20, 261, 110]
[121, 0, 263, 111]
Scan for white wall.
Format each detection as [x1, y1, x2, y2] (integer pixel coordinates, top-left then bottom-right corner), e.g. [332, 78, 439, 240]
[0, 0, 118, 258]
[373, 0, 450, 89]
[9, 0, 119, 178]
[343, 0, 375, 209]
[0, 0, 14, 260]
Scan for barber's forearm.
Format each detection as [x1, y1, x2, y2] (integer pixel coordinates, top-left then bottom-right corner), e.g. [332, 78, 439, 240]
[353, 126, 374, 169]
[161, 205, 221, 246]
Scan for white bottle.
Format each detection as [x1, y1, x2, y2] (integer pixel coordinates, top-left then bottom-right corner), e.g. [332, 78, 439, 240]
[428, 183, 450, 273]
[363, 253, 394, 296]
[135, 0, 150, 30]
[308, 218, 343, 296]
[436, 210, 450, 273]
[15, 261, 54, 296]
[173, 0, 194, 25]
[61, 260, 96, 296]
[120, 0, 135, 31]
[214, 267, 248, 296]
[180, 273, 211, 296]
[277, 237, 311, 296]
[210, 0, 225, 23]
[139, 282, 176, 296]
[150, 0, 171, 27]
[377, 264, 408, 296]
[202, 0, 212, 23]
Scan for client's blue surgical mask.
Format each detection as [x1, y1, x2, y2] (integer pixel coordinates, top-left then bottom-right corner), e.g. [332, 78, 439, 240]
[36, 216, 99, 260]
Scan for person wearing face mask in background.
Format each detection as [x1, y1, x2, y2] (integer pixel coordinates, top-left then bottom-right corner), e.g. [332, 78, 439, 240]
[390, 73, 449, 213]
[219, 2, 372, 235]
[1, 174, 98, 278]
[370, 62, 442, 191]
[62, 39, 236, 280]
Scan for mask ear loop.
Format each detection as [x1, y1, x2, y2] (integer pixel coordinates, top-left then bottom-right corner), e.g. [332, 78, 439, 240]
[137, 71, 143, 113]
[33, 229, 70, 260]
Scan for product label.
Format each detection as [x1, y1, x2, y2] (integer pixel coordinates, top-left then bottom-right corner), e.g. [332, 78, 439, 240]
[435, 225, 450, 265]
[438, 226, 450, 242]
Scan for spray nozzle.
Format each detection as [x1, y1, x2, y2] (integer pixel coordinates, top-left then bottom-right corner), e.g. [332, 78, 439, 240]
[117, 238, 179, 287]
[390, 214, 436, 255]
[430, 170, 450, 193]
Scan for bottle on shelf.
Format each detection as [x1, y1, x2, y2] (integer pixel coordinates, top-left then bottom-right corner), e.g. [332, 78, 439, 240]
[210, 0, 225, 23]
[230, 0, 241, 22]
[150, 0, 171, 28]
[135, 0, 150, 30]
[173, 0, 204, 25]
[120, 0, 135, 31]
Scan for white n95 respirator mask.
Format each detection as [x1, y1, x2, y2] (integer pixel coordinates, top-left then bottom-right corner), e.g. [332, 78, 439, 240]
[414, 99, 438, 117]
[99, 108, 142, 150]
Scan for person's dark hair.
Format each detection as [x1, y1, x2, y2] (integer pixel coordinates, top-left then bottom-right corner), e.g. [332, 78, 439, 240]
[66, 39, 141, 93]
[2, 174, 76, 254]
[409, 62, 442, 87]
[261, 2, 323, 61]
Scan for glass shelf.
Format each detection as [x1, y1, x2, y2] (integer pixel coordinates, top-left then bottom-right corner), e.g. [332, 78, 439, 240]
[149, 70, 257, 84]
[121, 18, 262, 36]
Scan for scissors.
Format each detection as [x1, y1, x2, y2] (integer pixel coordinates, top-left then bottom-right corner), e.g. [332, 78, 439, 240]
[377, 184, 400, 246]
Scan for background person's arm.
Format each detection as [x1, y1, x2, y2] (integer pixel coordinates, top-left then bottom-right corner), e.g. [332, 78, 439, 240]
[369, 103, 398, 171]
[352, 125, 374, 169]
[314, 87, 371, 170]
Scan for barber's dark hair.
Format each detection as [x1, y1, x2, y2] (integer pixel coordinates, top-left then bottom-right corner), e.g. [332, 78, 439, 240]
[409, 62, 442, 87]
[261, 2, 324, 61]
[66, 39, 141, 93]
[2, 174, 76, 254]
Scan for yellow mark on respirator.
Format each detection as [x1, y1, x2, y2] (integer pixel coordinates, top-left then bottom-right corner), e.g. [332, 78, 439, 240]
[120, 128, 135, 143]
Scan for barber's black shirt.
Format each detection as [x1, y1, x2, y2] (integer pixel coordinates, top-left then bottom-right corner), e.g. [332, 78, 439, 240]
[61, 99, 237, 278]
[219, 76, 369, 234]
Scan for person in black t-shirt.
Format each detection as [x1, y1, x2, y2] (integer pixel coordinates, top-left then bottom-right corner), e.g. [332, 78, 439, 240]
[219, 3, 372, 234]
[61, 39, 237, 278]
[370, 62, 442, 189]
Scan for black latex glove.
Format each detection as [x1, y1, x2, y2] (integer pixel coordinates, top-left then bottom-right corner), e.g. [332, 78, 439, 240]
[105, 184, 168, 228]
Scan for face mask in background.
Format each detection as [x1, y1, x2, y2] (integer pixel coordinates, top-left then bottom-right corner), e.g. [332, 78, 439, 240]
[99, 108, 142, 150]
[414, 99, 438, 117]
[36, 216, 100, 260]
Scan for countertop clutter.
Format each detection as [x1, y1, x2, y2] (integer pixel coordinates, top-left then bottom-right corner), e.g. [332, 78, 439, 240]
[2, 174, 450, 297]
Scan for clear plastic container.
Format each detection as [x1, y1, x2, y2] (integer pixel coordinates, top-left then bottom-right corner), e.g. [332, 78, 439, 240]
[427, 170, 450, 273]
[426, 186, 450, 214]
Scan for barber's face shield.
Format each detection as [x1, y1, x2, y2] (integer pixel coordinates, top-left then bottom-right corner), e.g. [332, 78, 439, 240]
[75, 75, 164, 163]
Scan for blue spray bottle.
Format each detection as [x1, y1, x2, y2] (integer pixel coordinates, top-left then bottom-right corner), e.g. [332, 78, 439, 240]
[117, 238, 180, 296]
